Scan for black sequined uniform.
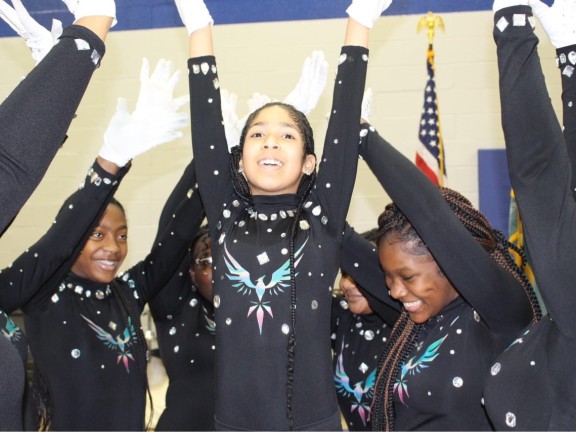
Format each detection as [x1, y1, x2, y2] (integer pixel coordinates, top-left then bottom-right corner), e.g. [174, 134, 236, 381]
[148, 162, 216, 431]
[483, 6, 576, 430]
[9, 160, 201, 430]
[331, 296, 391, 431]
[340, 120, 534, 429]
[188, 46, 368, 430]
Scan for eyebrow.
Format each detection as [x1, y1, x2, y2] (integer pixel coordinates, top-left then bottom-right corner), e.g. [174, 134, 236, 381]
[250, 121, 298, 130]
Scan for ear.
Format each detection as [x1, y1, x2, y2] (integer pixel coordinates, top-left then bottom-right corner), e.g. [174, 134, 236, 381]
[302, 154, 316, 175]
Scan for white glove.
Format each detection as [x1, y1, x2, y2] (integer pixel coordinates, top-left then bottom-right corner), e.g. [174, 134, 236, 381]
[100, 58, 189, 167]
[221, 88, 241, 150]
[174, 0, 213, 35]
[0, 0, 62, 64]
[247, 92, 271, 114]
[528, 0, 576, 48]
[62, 0, 117, 27]
[283, 50, 328, 115]
[346, 0, 393, 28]
[493, 0, 528, 12]
[361, 88, 372, 123]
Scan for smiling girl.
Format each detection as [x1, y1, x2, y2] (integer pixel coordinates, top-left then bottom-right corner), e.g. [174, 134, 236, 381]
[174, 0, 394, 428]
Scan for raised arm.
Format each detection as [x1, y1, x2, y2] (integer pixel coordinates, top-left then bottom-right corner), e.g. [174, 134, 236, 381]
[5, 58, 188, 312]
[175, 0, 230, 235]
[341, 224, 401, 324]
[312, 1, 392, 236]
[358, 124, 533, 333]
[495, 0, 576, 336]
[148, 160, 205, 318]
[0, 0, 115, 235]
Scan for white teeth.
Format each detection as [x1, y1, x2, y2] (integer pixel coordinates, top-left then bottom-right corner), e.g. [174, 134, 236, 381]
[404, 300, 421, 308]
[258, 159, 282, 166]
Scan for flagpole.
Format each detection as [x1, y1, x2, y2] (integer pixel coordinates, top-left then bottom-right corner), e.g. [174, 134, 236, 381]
[417, 12, 445, 187]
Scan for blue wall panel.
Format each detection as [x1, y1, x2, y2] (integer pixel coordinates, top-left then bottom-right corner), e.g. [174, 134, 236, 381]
[478, 149, 512, 236]
[1, 0, 497, 37]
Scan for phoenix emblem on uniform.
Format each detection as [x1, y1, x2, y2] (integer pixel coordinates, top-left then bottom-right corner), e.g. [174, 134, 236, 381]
[1, 315, 23, 342]
[223, 238, 308, 334]
[81, 314, 138, 372]
[334, 341, 376, 426]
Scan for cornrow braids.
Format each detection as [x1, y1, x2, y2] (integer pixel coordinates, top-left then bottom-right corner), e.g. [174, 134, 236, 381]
[230, 102, 316, 204]
[230, 102, 318, 429]
[370, 312, 422, 431]
[286, 169, 317, 430]
[371, 187, 541, 430]
[437, 187, 541, 322]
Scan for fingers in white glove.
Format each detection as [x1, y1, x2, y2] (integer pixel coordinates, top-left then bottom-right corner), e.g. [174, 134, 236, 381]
[135, 58, 187, 114]
[248, 92, 271, 114]
[0, 0, 61, 64]
[527, 0, 576, 48]
[221, 88, 242, 149]
[174, 0, 213, 35]
[361, 88, 372, 123]
[62, 0, 117, 27]
[283, 50, 328, 115]
[346, 0, 393, 28]
[0, 0, 23, 34]
[100, 58, 189, 167]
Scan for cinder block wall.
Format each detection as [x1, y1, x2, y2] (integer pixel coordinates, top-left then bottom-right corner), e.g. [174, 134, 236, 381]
[0, 10, 561, 424]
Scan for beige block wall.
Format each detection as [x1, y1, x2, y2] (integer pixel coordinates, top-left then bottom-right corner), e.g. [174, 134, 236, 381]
[0, 10, 562, 425]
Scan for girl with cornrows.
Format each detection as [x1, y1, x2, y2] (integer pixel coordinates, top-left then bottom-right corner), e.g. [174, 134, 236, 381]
[340, 124, 541, 428]
[175, 0, 393, 428]
[1, 57, 195, 430]
[483, 0, 576, 428]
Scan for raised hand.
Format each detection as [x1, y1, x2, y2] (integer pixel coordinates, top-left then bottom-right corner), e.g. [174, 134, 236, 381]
[346, 0, 393, 28]
[174, 0, 213, 35]
[528, 0, 576, 48]
[0, 0, 62, 64]
[221, 89, 241, 150]
[100, 58, 189, 167]
[283, 50, 328, 116]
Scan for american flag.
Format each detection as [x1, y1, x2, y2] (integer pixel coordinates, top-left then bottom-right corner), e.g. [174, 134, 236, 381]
[415, 44, 446, 186]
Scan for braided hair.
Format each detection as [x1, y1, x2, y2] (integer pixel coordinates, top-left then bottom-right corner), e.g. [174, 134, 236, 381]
[230, 102, 317, 429]
[370, 187, 542, 431]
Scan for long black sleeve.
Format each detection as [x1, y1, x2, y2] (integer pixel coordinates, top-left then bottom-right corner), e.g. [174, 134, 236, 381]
[340, 225, 401, 325]
[495, 7, 576, 337]
[148, 161, 205, 318]
[0, 25, 106, 235]
[357, 124, 532, 333]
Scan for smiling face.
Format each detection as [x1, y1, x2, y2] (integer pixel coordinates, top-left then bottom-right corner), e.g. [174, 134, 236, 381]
[70, 203, 128, 283]
[240, 104, 316, 196]
[339, 274, 373, 315]
[379, 238, 459, 324]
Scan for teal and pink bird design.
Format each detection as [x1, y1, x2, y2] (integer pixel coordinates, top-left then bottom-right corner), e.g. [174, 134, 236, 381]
[223, 238, 308, 334]
[81, 314, 138, 372]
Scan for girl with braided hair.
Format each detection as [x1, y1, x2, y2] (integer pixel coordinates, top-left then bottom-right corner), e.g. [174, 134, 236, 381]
[340, 121, 541, 429]
[483, 0, 576, 429]
[174, 0, 394, 428]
